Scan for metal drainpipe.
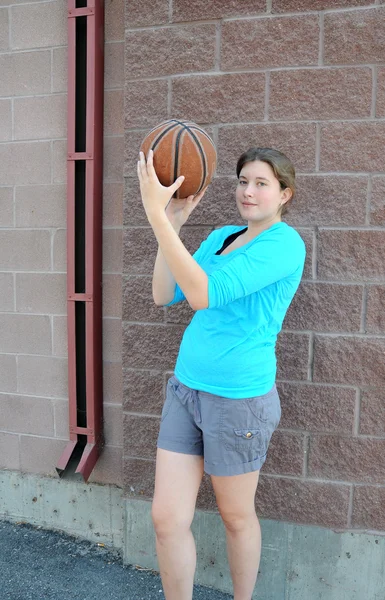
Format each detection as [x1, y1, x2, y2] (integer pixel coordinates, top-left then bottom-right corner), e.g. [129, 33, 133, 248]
[56, 0, 105, 482]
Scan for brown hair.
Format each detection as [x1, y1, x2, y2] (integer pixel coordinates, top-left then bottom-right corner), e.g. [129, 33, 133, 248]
[236, 147, 295, 216]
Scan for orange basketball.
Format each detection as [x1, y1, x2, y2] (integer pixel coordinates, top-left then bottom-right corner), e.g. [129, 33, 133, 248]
[140, 120, 217, 199]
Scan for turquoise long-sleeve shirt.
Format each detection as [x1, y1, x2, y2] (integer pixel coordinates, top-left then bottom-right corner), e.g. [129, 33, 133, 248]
[165, 221, 306, 398]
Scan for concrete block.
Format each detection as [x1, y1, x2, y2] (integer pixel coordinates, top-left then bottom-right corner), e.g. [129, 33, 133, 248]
[16, 273, 66, 314]
[0, 314, 51, 354]
[0, 100, 11, 141]
[11, 1, 67, 50]
[0, 273, 13, 311]
[0, 7, 8, 50]
[0, 187, 13, 227]
[14, 95, 67, 141]
[18, 355, 68, 397]
[15, 185, 66, 228]
[0, 51, 51, 97]
[0, 142, 51, 185]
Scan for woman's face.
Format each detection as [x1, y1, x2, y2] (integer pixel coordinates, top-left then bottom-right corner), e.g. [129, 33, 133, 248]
[235, 160, 291, 224]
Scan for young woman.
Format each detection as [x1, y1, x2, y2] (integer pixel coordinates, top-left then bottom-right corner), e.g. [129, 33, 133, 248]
[137, 146, 306, 600]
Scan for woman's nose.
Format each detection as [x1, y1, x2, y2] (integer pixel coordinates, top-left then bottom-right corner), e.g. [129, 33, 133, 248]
[244, 185, 254, 196]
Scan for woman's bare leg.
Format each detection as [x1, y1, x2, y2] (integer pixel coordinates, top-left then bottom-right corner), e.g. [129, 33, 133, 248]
[211, 470, 261, 600]
[152, 448, 204, 600]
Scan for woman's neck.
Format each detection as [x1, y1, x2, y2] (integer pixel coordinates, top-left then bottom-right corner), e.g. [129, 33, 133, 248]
[243, 217, 282, 242]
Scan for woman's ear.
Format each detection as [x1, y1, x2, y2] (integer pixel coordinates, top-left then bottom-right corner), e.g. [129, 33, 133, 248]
[281, 188, 292, 205]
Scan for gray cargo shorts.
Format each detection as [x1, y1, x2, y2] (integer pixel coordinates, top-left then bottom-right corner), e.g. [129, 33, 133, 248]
[157, 374, 281, 477]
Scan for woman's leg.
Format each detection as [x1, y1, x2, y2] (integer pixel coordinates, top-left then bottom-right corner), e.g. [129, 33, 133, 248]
[152, 448, 204, 600]
[211, 470, 261, 600]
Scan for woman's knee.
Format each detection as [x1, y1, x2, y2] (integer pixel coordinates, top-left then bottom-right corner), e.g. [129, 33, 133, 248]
[151, 500, 193, 537]
[219, 510, 259, 534]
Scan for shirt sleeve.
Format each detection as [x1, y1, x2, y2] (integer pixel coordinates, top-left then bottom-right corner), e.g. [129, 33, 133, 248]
[164, 228, 220, 307]
[207, 230, 306, 309]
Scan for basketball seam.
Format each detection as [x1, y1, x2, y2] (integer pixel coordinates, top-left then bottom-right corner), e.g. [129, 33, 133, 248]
[173, 127, 185, 199]
[187, 125, 215, 145]
[151, 121, 180, 151]
[180, 123, 207, 194]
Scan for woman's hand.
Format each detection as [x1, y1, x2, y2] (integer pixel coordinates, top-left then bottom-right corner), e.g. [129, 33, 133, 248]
[137, 149, 184, 221]
[137, 149, 207, 227]
[165, 188, 207, 230]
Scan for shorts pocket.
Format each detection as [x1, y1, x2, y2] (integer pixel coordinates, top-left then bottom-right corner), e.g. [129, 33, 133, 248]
[246, 387, 281, 429]
[233, 428, 265, 451]
[219, 392, 279, 457]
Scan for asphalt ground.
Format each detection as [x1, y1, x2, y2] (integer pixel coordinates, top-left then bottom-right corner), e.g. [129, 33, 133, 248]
[0, 519, 232, 600]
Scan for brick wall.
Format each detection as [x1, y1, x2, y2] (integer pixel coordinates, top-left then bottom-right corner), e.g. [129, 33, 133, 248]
[0, 0, 125, 486]
[123, 0, 385, 532]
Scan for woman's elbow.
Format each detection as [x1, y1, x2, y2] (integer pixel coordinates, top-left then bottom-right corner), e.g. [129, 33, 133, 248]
[188, 296, 209, 311]
[153, 294, 171, 307]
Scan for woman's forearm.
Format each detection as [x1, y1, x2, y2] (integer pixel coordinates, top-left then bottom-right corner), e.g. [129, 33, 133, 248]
[149, 213, 208, 311]
[152, 227, 180, 306]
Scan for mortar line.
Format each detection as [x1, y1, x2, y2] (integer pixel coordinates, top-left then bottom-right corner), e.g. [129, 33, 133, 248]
[214, 21, 221, 71]
[8, 5, 11, 49]
[318, 11, 324, 66]
[50, 48, 53, 94]
[121, 63, 385, 81]
[261, 472, 385, 487]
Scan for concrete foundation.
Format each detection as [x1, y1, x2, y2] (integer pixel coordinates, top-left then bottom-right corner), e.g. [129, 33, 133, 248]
[1, 470, 384, 599]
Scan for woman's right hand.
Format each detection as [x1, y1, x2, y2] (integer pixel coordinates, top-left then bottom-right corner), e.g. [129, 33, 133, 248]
[165, 186, 208, 230]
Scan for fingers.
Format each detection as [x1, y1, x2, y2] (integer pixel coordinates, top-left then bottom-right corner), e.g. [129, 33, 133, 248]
[136, 157, 142, 183]
[192, 186, 208, 203]
[146, 149, 158, 181]
[137, 151, 147, 183]
[138, 149, 162, 187]
[170, 175, 185, 194]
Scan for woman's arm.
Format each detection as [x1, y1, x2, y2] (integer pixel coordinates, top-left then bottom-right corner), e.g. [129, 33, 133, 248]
[152, 225, 180, 306]
[138, 150, 209, 311]
[149, 212, 208, 311]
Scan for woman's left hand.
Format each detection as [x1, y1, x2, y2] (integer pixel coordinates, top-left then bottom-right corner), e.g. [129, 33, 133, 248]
[137, 149, 185, 222]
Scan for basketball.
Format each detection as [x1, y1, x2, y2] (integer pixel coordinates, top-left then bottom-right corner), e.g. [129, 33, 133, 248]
[140, 120, 217, 199]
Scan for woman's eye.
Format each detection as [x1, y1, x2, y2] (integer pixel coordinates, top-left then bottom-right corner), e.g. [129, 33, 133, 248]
[239, 181, 265, 186]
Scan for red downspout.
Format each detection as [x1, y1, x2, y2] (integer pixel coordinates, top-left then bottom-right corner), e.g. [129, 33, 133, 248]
[57, 0, 105, 482]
